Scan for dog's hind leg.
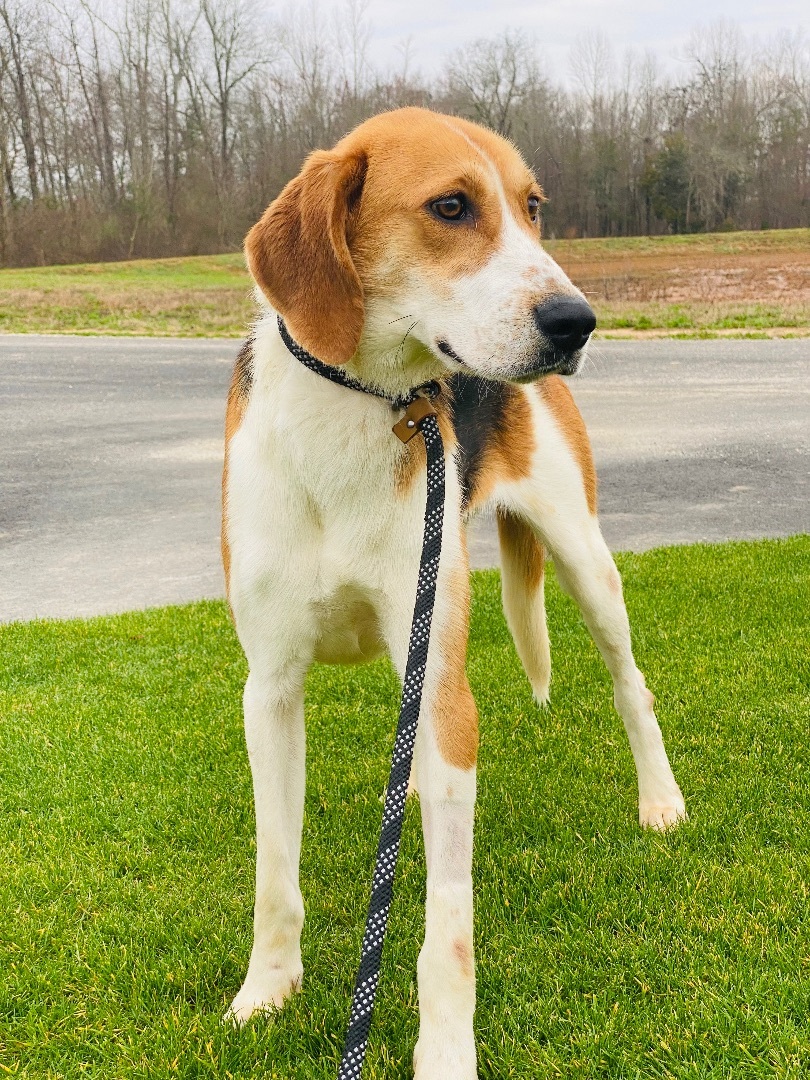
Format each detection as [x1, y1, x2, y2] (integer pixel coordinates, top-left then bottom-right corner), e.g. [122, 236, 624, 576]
[506, 493, 686, 828]
[226, 663, 307, 1025]
[496, 508, 552, 705]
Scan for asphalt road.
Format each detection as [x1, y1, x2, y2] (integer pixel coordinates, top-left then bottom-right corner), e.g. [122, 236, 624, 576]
[1, 334, 808, 623]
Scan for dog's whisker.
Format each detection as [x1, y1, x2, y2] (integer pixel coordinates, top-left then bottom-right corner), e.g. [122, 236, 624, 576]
[395, 319, 419, 363]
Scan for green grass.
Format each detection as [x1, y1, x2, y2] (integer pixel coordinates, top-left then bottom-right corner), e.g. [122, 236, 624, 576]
[2, 537, 809, 1078]
[543, 226, 810, 260]
[0, 254, 252, 337]
[0, 227, 807, 338]
[596, 301, 810, 336]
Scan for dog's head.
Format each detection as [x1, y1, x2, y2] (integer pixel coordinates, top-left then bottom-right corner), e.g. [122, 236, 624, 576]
[246, 107, 595, 383]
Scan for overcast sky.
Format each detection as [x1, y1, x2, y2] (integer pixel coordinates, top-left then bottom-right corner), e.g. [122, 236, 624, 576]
[315, 0, 810, 81]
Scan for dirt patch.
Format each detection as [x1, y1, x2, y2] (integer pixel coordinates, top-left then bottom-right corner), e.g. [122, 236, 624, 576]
[555, 249, 810, 306]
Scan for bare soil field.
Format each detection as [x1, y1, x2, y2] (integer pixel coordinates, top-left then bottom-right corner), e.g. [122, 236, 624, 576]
[547, 228, 810, 336]
[0, 228, 806, 337]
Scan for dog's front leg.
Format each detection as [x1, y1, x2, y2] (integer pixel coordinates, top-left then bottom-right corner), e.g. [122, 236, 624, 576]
[413, 728, 477, 1079]
[385, 564, 479, 1079]
[226, 666, 307, 1025]
[540, 520, 686, 830]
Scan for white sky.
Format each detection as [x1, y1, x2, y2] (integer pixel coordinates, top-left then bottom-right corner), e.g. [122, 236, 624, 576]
[314, 0, 810, 81]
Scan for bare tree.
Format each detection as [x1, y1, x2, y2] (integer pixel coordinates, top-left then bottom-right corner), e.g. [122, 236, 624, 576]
[0, 7, 806, 265]
[445, 31, 540, 136]
[0, 0, 42, 199]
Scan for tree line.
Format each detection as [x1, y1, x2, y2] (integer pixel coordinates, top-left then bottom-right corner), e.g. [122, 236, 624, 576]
[0, 0, 808, 267]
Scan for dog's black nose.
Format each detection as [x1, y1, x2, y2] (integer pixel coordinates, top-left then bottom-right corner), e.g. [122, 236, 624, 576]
[534, 296, 596, 353]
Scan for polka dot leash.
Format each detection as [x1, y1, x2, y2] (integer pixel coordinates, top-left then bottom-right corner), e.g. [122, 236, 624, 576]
[338, 412, 444, 1079]
[277, 318, 446, 1078]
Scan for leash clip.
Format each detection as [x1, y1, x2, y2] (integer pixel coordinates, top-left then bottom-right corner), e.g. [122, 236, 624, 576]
[392, 396, 437, 443]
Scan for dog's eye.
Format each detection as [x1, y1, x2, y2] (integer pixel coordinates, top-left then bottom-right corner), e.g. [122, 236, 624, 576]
[430, 194, 468, 222]
[527, 195, 541, 222]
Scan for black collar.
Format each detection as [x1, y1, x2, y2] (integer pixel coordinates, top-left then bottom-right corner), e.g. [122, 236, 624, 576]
[277, 316, 441, 412]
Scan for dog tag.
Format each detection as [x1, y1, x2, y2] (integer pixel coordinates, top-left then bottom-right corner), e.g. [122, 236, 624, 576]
[392, 397, 437, 443]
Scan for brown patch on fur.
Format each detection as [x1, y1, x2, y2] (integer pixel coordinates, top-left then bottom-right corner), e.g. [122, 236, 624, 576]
[536, 375, 598, 514]
[496, 510, 545, 592]
[221, 340, 252, 600]
[453, 938, 475, 980]
[245, 149, 367, 365]
[331, 108, 544, 302]
[433, 562, 478, 770]
[394, 391, 456, 496]
[606, 566, 621, 595]
[464, 384, 536, 512]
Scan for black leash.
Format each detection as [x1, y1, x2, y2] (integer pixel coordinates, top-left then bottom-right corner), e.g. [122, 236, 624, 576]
[277, 318, 445, 1078]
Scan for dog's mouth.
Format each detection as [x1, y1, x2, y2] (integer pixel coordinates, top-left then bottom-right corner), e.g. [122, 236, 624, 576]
[436, 338, 584, 382]
[510, 350, 584, 380]
[436, 339, 472, 370]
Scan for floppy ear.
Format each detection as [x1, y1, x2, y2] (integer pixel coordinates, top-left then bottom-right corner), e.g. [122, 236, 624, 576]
[245, 148, 367, 365]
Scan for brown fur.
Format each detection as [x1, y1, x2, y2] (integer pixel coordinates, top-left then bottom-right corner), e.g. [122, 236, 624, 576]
[346, 111, 543, 298]
[221, 341, 253, 598]
[245, 149, 367, 365]
[537, 375, 598, 514]
[433, 563, 478, 770]
[464, 385, 536, 512]
[452, 938, 475, 980]
[496, 510, 545, 592]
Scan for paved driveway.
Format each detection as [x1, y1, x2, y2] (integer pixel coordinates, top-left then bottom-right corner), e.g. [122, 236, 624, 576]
[1, 335, 807, 622]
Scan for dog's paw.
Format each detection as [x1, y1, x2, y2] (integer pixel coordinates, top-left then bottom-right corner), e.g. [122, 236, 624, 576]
[413, 1035, 477, 1079]
[532, 683, 551, 708]
[639, 796, 687, 831]
[224, 967, 302, 1026]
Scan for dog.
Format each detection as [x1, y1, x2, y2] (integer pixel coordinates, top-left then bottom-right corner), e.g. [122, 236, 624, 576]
[221, 106, 686, 1076]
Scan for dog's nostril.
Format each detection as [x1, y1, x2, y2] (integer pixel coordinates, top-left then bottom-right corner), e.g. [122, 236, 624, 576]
[534, 296, 597, 352]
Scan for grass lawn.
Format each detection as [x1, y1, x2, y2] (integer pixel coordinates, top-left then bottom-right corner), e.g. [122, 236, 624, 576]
[1, 537, 809, 1078]
[0, 227, 807, 339]
[0, 254, 251, 338]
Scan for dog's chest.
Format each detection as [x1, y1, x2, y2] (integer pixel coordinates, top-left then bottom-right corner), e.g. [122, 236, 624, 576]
[227, 380, 427, 599]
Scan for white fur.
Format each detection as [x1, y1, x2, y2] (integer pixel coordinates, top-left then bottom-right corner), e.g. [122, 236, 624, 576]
[225, 315, 479, 1064]
[492, 387, 686, 827]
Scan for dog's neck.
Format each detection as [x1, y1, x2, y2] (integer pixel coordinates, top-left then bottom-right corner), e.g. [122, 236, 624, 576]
[277, 316, 441, 410]
[348, 324, 446, 403]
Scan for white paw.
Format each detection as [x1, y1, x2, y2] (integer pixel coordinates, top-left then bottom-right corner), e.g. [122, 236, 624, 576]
[224, 966, 302, 1026]
[531, 679, 551, 707]
[413, 1036, 477, 1079]
[639, 795, 687, 831]
[533, 688, 551, 708]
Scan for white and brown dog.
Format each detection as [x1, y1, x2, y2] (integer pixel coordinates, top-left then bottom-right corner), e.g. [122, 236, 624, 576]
[221, 107, 685, 1075]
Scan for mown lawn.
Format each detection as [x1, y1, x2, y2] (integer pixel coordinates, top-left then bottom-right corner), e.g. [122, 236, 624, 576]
[1, 537, 809, 1078]
[0, 228, 807, 339]
[0, 254, 251, 338]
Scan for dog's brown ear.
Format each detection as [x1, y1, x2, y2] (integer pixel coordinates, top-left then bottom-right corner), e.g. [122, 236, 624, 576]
[245, 148, 367, 365]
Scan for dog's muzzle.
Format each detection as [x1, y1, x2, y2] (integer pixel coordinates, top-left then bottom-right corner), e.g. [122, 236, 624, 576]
[512, 295, 596, 380]
[438, 293, 596, 382]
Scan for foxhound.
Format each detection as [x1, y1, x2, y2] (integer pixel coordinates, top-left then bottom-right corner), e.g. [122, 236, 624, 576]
[221, 106, 685, 1076]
